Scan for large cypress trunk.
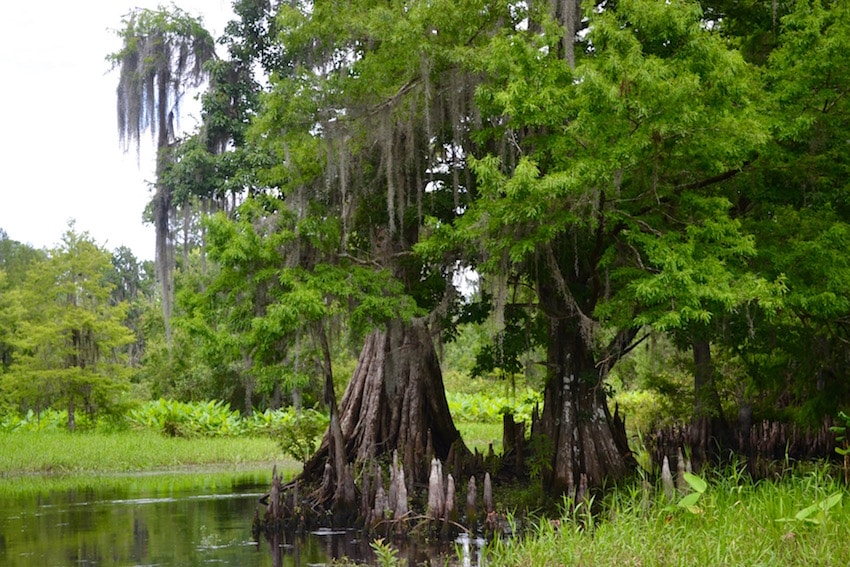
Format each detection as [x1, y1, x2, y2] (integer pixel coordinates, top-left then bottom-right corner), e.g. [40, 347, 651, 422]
[538, 318, 633, 495]
[302, 317, 467, 485]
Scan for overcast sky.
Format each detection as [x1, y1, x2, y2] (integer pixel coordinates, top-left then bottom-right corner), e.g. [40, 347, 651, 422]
[0, 0, 233, 261]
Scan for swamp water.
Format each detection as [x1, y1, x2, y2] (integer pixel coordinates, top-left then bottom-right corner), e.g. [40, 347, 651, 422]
[0, 469, 485, 566]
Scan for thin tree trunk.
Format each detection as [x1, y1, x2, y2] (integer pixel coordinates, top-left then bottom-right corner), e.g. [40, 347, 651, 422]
[200, 198, 208, 277]
[691, 338, 732, 461]
[316, 324, 342, 476]
[155, 77, 173, 347]
[693, 339, 723, 420]
[242, 350, 255, 417]
[182, 203, 190, 268]
[68, 397, 76, 432]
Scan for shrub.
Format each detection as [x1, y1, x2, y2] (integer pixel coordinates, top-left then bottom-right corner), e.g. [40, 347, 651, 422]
[268, 408, 329, 463]
[127, 399, 246, 438]
[0, 408, 116, 432]
[125, 400, 329, 462]
[447, 389, 542, 425]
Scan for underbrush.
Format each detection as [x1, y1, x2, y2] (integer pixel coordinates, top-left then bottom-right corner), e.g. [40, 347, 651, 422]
[484, 464, 850, 566]
[0, 379, 532, 471]
[446, 389, 542, 425]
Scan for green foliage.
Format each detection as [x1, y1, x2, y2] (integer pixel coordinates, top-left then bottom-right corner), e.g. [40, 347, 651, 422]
[446, 390, 542, 425]
[829, 411, 850, 455]
[267, 408, 329, 463]
[1, 407, 132, 433]
[527, 432, 555, 481]
[609, 334, 697, 434]
[455, 421, 502, 454]
[1, 409, 76, 432]
[369, 538, 401, 567]
[0, 430, 285, 474]
[126, 399, 329, 459]
[674, 472, 708, 514]
[777, 492, 843, 525]
[1, 224, 135, 429]
[127, 399, 246, 438]
[169, 196, 418, 411]
[484, 468, 850, 565]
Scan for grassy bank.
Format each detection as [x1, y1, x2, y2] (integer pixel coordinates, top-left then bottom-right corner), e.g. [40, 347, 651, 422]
[0, 420, 498, 478]
[0, 430, 298, 476]
[484, 466, 850, 566]
[0, 466, 291, 499]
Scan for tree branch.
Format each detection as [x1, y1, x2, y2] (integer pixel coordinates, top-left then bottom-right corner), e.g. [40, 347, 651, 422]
[674, 160, 753, 192]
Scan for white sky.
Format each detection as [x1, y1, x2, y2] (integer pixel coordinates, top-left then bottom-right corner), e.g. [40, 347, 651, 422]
[0, 0, 233, 261]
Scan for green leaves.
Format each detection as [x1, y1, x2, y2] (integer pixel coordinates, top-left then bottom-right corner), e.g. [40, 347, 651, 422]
[604, 193, 783, 332]
[127, 399, 244, 438]
[2, 225, 135, 428]
[777, 492, 843, 525]
[676, 472, 708, 514]
[454, 0, 773, 342]
[126, 398, 329, 459]
[446, 389, 543, 425]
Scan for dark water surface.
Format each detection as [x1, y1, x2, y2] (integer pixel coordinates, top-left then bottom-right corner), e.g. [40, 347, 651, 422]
[0, 469, 484, 566]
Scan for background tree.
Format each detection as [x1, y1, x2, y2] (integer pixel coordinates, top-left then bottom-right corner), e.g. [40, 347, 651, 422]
[1, 224, 134, 430]
[0, 231, 42, 372]
[106, 245, 154, 368]
[733, 0, 850, 424]
[109, 6, 215, 345]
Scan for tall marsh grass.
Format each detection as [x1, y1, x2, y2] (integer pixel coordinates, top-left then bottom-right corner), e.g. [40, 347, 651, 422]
[484, 465, 850, 566]
[0, 430, 294, 475]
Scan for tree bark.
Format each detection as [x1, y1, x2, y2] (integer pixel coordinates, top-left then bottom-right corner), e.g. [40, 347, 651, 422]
[155, 78, 174, 347]
[691, 338, 732, 462]
[68, 397, 76, 432]
[538, 318, 632, 494]
[302, 317, 468, 485]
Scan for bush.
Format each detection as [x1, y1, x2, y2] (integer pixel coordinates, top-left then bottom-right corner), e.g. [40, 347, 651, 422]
[127, 399, 246, 437]
[0, 408, 121, 432]
[447, 389, 542, 424]
[267, 408, 329, 463]
[1, 409, 67, 432]
[125, 400, 329, 462]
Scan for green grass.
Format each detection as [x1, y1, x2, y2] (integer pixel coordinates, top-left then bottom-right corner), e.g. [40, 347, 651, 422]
[0, 466, 291, 498]
[483, 466, 850, 566]
[457, 421, 503, 454]
[0, 430, 299, 476]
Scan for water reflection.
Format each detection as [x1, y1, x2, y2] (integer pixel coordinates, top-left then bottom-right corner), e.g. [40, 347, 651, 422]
[259, 527, 486, 566]
[0, 471, 485, 566]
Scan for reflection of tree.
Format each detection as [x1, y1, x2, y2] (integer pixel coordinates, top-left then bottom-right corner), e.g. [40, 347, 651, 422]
[0, 474, 277, 566]
[132, 518, 149, 561]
